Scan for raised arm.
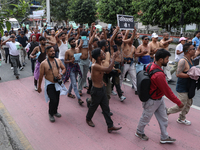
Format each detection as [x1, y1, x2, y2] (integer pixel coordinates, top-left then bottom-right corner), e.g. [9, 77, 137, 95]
[66, 25, 73, 39]
[123, 30, 129, 40]
[123, 27, 136, 44]
[55, 30, 62, 44]
[110, 26, 120, 46]
[75, 28, 80, 41]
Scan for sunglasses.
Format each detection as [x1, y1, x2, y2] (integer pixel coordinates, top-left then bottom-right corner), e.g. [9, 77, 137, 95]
[144, 38, 149, 41]
[117, 37, 122, 39]
[189, 48, 196, 50]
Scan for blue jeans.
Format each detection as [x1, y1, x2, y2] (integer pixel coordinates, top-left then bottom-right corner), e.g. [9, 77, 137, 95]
[68, 68, 81, 99]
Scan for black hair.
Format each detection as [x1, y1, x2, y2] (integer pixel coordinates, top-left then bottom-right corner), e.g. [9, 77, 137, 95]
[32, 35, 36, 38]
[63, 28, 68, 31]
[68, 37, 75, 43]
[142, 35, 148, 40]
[39, 36, 46, 41]
[98, 39, 106, 49]
[194, 31, 200, 37]
[93, 38, 99, 43]
[45, 46, 53, 52]
[92, 48, 101, 60]
[128, 33, 132, 39]
[155, 49, 171, 61]
[80, 31, 88, 36]
[183, 43, 192, 53]
[59, 32, 65, 37]
[114, 32, 121, 43]
[99, 31, 103, 35]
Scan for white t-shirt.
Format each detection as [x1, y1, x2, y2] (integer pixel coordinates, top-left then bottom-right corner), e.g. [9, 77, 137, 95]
[6, 41, 20, 56]
[175, 43, 184, 62]
[1, 36, 10, 48]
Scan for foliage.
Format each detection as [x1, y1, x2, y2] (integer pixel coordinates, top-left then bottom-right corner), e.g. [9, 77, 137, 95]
[68, 0, 97, 24]
[97, 0, 135, 25]
[132, 0, 200, 31]
[8, 0, 30, 24]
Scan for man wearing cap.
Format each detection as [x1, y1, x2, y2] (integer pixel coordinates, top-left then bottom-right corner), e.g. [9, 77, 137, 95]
[149, 33, 160, 62]
[2, 35, 21, 79]
[1, 31, 10, 64]
[170, 37, 186, 75]
[9, 27, 16, 35]
[17, 31, 29, 67]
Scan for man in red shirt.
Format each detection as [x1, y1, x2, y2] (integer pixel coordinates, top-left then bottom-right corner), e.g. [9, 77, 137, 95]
[135, 49, 184, 144]
[30, 28, 41, 42]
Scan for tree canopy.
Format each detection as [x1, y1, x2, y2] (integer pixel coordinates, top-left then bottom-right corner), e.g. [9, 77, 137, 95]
[132, 0, 200, 31]
[97, 0, 134, 25]
[68, 0, 97, 24]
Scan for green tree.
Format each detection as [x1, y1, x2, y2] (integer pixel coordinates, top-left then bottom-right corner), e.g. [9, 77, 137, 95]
[132, 0, 200, 31]
[97, 0, 134, 25]
[50, 0, 69, 24]
[68, 0, 97, 24]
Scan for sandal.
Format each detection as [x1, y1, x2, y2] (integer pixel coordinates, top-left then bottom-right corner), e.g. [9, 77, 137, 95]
[84, 86, 89, 90]
[79, 91, 83, 96]
[78, 99, 84, 105]
[68, 93, 75, 99]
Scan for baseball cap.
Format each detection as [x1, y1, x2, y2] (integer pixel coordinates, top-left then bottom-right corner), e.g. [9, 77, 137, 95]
[20, 31, 25, 35]
[152, 33, 158, 38]
[4, 31, 8, 33]
[10, 35, 15, 38]
[179, 37, 187, 42]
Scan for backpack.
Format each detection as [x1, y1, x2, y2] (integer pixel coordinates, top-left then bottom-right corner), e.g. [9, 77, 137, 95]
[137, 63, 163, 102]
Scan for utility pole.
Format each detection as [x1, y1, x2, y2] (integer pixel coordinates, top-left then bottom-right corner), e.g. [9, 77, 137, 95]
[46, 0, 50, 26]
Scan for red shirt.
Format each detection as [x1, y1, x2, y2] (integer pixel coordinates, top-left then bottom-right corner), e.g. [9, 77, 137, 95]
[30, 33, 41, 42]
[147, 63, 182, 106]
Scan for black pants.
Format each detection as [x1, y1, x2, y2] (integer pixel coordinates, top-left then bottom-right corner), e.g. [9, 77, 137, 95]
[31, 58, 36, 73]
[111, 76, 122, 98]
[47, 84, 60, 116]
[86, 86, 113, 128]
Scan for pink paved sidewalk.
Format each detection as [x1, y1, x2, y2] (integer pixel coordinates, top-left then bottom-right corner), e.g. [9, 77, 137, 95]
[0, 76, 199, 150]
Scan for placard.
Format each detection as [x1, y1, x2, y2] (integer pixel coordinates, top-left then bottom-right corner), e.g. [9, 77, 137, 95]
[117, 14, 134, 30]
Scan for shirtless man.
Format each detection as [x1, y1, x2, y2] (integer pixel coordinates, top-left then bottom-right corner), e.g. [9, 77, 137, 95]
[149, 33, 160, 62]
[78, 31, 90, 96]
[86, 48, 122, 133]
[121, 29, 137, 95]
[30, 37, 47, 91]
[135, 35, 151, 73]
[110, 26, 125, 95]
[159, 33, 173, 81]
[38, 46, 66, 122]
[64, 37, 84, 105]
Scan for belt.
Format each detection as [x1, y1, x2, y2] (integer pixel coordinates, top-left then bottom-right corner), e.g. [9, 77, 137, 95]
[151, 97, 162, 101]
[124, 61, 131, 64]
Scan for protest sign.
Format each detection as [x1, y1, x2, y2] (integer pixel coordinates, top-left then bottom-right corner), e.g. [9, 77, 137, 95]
[117, 14, 134, 30]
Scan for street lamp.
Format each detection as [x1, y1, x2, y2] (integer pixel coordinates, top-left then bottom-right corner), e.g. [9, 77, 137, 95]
[46, 0, 50, 25]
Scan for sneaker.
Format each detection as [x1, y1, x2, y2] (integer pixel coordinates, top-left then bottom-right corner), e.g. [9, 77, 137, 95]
[11, 67, 13, 70]
[120, 95, 126, 102]
[34, 85, 38, 91]
[177, 118, 191, 125]
[19, 67, 24, 71]
[16, 75, 19, 79]
[135, 91, 138, 95]
[135, 132, 149, 141]
[54, 113, 61, 118]
[125, 78, 130, 82]
[49, 114, 55, 122]
[160, 136, 176, 144]
[111, 90, 117, 96]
